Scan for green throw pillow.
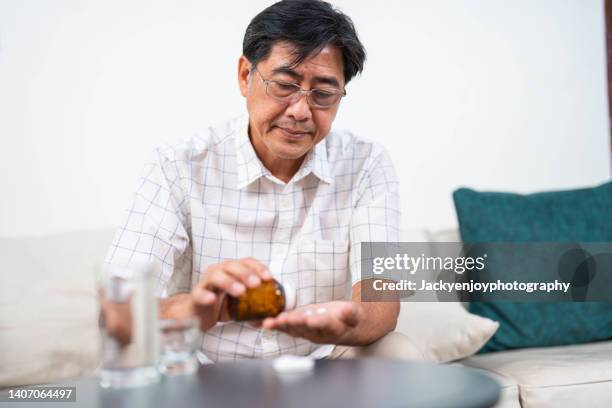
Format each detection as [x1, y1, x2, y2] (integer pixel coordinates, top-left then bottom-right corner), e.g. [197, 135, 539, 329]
[453, 181, 612, 353]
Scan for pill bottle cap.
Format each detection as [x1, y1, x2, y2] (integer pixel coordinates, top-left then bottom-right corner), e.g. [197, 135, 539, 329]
[283, 282, 297, 311]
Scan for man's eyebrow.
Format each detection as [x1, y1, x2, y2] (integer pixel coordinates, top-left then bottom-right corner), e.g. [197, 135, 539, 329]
[270, 66, 341, 88]
[271, 66, 303, 80]
[312, 75, 340, 88]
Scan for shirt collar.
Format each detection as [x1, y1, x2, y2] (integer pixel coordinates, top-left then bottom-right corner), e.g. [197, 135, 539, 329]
[235, 117, 271, 189]
[291, 136, 332, 185]
[234, 116, 333, 189]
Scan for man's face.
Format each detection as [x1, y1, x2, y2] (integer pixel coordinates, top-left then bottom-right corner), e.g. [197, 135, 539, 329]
[238, 42, 345, 167]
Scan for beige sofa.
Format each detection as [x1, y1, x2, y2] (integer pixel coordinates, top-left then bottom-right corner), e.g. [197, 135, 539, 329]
[1, 228, 611, 407]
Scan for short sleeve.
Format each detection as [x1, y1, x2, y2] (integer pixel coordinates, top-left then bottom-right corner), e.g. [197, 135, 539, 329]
[105, 148, 192, 297]
[349, 148, 401, 286]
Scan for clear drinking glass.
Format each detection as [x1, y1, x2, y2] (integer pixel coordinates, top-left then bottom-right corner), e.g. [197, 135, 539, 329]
[158, 317, 200, 375]
[97, 262, 160, 388]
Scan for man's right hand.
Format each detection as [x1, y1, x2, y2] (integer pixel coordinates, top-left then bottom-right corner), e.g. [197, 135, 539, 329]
[159, 257, 271, 331]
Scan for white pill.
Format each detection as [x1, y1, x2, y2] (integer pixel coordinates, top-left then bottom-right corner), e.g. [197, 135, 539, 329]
[273, 355, 315, 374]
[316, 307, 327, 315]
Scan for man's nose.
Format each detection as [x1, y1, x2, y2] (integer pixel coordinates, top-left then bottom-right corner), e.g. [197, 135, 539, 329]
[284, 92, 312, 122]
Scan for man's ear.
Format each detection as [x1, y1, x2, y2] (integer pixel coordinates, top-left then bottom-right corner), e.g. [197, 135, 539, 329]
[238, 56, 252, 97]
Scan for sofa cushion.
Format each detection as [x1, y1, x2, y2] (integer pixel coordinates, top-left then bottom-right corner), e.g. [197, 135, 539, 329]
[395, 302, 499, 363]
[0, 229, 115, 387]
[453, 182, 612, 352]
[395, 228, 499, 362]
[461, 340, 612, 408]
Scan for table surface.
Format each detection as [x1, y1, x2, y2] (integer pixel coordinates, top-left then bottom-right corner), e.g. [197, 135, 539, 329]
[1, 359, 501, 408]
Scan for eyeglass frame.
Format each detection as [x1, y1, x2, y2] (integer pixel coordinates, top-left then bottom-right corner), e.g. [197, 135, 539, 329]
[252, 67, 347, 109]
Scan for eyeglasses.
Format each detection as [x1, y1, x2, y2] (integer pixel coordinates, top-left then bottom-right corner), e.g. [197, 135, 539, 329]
[254, 68, 346, 109]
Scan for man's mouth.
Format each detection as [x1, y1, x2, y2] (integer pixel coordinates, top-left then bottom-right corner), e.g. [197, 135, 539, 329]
[276, 126, 312, 140]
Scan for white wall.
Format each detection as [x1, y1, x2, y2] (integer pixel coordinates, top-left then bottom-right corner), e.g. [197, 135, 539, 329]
[0, 0, 609, 237]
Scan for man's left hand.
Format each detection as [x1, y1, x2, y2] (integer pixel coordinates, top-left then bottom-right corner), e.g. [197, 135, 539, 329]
[261, 301, 363, 345]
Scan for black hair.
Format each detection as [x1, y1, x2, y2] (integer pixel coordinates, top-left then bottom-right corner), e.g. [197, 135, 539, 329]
[243, 0, 366, 84]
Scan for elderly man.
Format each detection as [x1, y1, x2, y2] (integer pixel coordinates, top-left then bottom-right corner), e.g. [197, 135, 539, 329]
[106, 0, 420, 362]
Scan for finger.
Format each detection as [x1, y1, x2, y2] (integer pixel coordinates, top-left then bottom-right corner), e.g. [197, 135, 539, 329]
[286, 310, 309, 327]
[262, 309, 300, 330]
[268, 318, 308, 339]
[221, 260, 261, 289]
[306, 312, 344, 338]
[247, 319, 264, 328]
[283, 325, 310, 339]
[192, 287, 217, 306]
[217, 295, 231, 322]
[279, 310, 329, 341]
[268, 309, 313, 337]
[262, 317, 276, 330]
[306, 306, 348, 331]
[241, 258, 272, 281]
[305, 311, 333, 330]
[267, 319, 290, 333]
[262, 311, 290, 329]
[204, 267, 246, 297]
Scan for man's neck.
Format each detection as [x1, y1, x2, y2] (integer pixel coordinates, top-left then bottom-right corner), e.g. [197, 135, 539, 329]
[249, 129, 305, 184]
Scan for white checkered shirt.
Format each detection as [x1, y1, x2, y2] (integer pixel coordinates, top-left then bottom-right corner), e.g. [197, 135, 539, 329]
[106, 114, 400, 362]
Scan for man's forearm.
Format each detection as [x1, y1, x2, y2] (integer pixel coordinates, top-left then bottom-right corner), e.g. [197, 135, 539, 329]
[346, 281, 400, 346]
[159, 293, 194, 320]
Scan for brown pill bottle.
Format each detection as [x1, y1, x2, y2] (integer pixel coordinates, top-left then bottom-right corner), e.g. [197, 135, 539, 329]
[227, 279, 296, 321]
